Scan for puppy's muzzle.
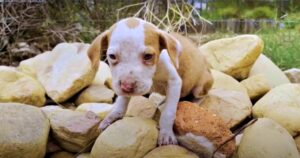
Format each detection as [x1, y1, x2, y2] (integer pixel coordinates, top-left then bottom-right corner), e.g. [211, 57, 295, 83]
[120, 80, 136, 93]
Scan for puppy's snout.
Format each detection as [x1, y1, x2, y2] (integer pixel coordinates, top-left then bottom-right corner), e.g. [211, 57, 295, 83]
[120, 80, 136, 93]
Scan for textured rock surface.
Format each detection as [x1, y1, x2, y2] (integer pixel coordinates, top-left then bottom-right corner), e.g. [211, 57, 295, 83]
[0, 103, 50, 158]
[91, 117, 158, 158]
[0, 66, 45, 106]
[143, 145, 199, 158]
[75, 84, 114, 105]
[285, 68, 300, 83]
[211, 69, 248, 94]
[249, 54, 290, 87]
[49, 151, 74, 158]
[49, 109, 100, 152]
[201, 89, 252, 128]
[253, 83, 300, 136]
[295, 136, 300, 154]
[237, 118, 300, 158]
[76, 153, 91, 158]
[126, 96, 157, 119]
[76, 103, 113, 119]
[175, 101, 235, 158]
[200, 35, 263, 79]
[92, 61, 112, 87]
[240, 74, 271, 100]
[18, 43, 99, 103]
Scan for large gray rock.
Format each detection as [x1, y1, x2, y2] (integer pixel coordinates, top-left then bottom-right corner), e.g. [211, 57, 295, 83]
[0, 103, 50, 158]
[285, 68, 300, 83]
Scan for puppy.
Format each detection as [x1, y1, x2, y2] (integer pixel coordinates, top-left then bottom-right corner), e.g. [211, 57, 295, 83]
[88, 17, 213, 146]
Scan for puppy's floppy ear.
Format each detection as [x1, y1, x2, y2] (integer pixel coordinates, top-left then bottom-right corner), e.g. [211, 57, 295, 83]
[157, 30, 181, 69]
[88, 30, 110, 69]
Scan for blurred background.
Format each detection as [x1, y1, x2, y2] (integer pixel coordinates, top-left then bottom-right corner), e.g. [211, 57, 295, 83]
[0, 0, 299, 69]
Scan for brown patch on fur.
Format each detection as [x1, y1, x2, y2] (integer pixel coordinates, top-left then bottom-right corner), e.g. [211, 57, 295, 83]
[144, 23, 160, 65]
[125, 18, 140, 29]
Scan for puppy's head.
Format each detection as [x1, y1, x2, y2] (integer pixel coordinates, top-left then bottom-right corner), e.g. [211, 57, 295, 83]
[88, 18, 181, 96]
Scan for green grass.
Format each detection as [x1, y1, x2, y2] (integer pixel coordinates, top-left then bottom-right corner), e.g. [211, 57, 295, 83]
[201, 29, 300, 70]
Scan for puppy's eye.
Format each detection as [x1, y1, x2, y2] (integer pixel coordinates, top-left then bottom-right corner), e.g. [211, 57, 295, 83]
[108, 54, 117, 60]
[143, 53, 154, 61]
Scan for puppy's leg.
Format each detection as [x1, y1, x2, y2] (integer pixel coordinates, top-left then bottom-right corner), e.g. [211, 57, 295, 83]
[99, 96, 130, 131]
[158, 51, 182, 146]
[192, 70, 213, 105]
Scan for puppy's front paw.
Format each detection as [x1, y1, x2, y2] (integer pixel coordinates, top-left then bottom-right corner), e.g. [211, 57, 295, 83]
[99, 118, 113, 131]
[99, 112, 124, 131]
[158, 130, 178, 146]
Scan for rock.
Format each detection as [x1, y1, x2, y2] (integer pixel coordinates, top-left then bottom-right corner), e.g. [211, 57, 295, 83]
[175, 101, 235, 158]
[240, 74, 271, 100]
[92, 61, 112, 86]
[91, 117, 158, 158]
[46, 138, 62, 154]
[76, 103, 113, 119]
[143, 145, 199, 158]
[149, 92, 166, 107]
[50, 151, 74, 158]
[0, 103, 50, 158]
[249, 54, 290, 88]
[200, 89, 252, 128]
[211, 69, 248, 94]
[200, 35, 263, 80]
[75, 84, 114, 105]
[49, 109, 101, 152]
[0, 66, 45, 106]
[41, 105, 63, 118]
[76, 153, 91, 158]
[126, 96, 157, 119]
[295, 136, 300, 154]
[18, 43, 99, 103]
[285, 68, 300, 83]
[237, 118, 300, 158]
[253, 83, 300, 136]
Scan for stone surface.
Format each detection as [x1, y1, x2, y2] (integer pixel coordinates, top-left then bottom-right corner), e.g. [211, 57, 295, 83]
[75, 84, 114, 105]
[237, 118, 300, 158]
[0, 103, 50, 158]
[253, 83, 300, 136]
[49, 109, 101, 152]
[149, 92, 166, 107]
[126, 96, 157, 119]
[18, 43, 99, 103]
[285, 68, 300, 83]
[0, 66, 45, 106]
[175, 101, 235, 158]
[295, 136, 300, 155]
[41, 105, 63, 118]
[92, 61, 112, 87]
[50, 151, 74, 158]
[200, 35, 263, 80]
[200, 89, 252, 128]
[211, 69, 248, 94]
[240, 74, 271, 100]
[143, 145, 199, 158]
[91, 117, 158, 158]
[76, 153, 91, 158]
[249, 54, 290, 88]
[76, 103, 113, 119]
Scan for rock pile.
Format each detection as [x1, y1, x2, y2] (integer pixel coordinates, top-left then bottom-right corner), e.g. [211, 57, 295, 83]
[0, 34, 299, 158]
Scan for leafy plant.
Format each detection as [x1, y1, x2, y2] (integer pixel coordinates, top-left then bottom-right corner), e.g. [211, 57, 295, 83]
[243, 6, 276, 19]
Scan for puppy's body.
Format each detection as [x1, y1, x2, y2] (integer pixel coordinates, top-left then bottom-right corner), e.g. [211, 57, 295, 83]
[88, 17, 213, 146]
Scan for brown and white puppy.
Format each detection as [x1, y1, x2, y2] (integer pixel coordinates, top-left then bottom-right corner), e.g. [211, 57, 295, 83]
[88, 17, 213, 146]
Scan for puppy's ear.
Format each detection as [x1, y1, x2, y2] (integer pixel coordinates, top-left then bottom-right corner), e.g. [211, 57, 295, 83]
[88, 30, 110, 69]
[157, 31, 181, 69]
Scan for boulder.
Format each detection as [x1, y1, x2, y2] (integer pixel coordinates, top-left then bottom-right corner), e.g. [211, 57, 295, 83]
[0, 66, 45, 106]
[92, 61, 112, 87]
[285, 68, 300, 83]
[240, 74, 271, 100]
[149, 92, 166, 107]
[76, 153, 91, 158]
[126, 96, 157, 119]
[50, 151, 74, 158]
[295, 136, 300, 154]
[200, 35, 263, 80]
[237, 118, 300, 158]
[143, 145, 199, 158]
[0, 103, 50, 158]
[76, 103, 113, 119]
[91, 117, 158, 158]
[41, 105, 63, 118]
[249, 54, 290, 88]
[18, 43, 99, 103]
[49, 109, 101, 152]
[200, 89, 252, 128]
[175, 101, 235, 158]
[253, 83, 300, 136]
[75, 84, 114, 105]
[211, 69, 248, 94]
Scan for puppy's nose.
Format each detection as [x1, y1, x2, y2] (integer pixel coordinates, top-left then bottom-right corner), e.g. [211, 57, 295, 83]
[120, 80, 136, 93]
